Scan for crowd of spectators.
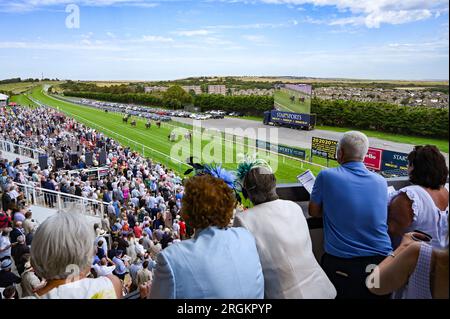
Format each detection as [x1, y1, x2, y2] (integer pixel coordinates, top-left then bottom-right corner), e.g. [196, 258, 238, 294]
[1, 105, 187, 298]
[0, 104, 448, 299]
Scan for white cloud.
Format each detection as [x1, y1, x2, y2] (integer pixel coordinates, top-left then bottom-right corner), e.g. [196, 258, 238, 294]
[139, 35, 174, 42]
[106, 32, 116, 38]
[242, 35, 267, 43]
[81, 32, 94, 39]
[206, 19, 299, 30]
[0, 40, 127, 51]
[173, 29, 214, 37]
[330, 9, 433, 28]
[227, 0, 449, 28]
[0, 0, 159, 12]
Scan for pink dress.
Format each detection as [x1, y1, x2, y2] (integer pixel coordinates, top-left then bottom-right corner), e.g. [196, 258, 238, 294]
[122, 188, 129, 201]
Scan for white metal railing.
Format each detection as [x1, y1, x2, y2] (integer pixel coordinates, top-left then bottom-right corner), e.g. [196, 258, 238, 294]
[14, 182, 106, 219]
[0, 139, 45, 160]
[58, 166, 111, 180]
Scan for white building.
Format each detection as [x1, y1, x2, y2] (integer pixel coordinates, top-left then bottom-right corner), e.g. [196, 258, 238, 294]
[144, 86, 168, 93]
[0, 93, 9, 107]
[208, 85, 226, 95]
[182, 85, 202, 95]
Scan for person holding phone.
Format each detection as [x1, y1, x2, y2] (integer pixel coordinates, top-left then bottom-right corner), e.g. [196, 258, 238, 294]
[388, 145, 448, 249]
[367, 230, 449, 299]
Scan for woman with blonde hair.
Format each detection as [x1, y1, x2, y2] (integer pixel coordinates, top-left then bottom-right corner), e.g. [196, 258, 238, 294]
[30, 212, 122, 299]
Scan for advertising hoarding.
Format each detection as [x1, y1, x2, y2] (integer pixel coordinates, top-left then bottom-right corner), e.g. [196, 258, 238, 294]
[311, 137, 338, 160]
[363, 147, 383, 171]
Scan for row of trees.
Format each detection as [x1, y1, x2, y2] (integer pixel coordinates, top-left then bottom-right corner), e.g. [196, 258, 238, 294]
[63, 86, 272, 114]
[65, 91, 164, 107]
[60, 81, 146, 94]
[311, 98, 448, 138]
[60, 78, 276, 94]
[0, 77, 59, 84]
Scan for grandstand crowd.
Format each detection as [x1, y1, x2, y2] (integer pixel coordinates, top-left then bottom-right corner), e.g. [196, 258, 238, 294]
[0, 104, 448, 299]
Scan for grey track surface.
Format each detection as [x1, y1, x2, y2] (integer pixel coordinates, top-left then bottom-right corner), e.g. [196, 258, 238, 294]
[171, 117, 449, 160]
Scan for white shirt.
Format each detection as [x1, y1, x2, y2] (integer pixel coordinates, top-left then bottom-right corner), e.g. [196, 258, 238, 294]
[0, 236, 11, 259]
[172, 223, 180, 234]
[92, 264, 116, 277]
[233, 199, 337, 299]
[135, 243, 145, 256]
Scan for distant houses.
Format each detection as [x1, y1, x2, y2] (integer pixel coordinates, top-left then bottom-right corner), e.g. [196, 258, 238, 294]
[207, 85, 227, 95]
[313, 86, 449, 108]
[182, 85, 202, 95]
[143, 84, 448, 107]
[144, 86, 168, 93]
[230, 88, 274, 96]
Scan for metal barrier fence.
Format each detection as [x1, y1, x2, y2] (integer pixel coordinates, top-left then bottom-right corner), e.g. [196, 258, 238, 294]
[0, 139, 45, 160]
[14, 182, 107, 219]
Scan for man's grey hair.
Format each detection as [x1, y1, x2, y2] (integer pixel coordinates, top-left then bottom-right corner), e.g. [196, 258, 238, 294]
[338, 131, 369, 162]
[31, 212, 95, 280]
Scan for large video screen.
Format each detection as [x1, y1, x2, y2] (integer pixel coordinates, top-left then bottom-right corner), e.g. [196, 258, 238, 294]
[274, 84, 312, 114]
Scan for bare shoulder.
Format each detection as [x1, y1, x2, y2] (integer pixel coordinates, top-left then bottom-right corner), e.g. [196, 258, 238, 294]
[390, 191, 413, 208]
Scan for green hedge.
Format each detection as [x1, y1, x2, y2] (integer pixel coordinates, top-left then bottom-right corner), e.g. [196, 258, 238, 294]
[64, 91, 164, 107]
[311, 98, 449, 138]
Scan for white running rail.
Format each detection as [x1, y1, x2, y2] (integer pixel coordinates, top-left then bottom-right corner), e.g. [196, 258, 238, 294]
[14, 182, 107, 219]
[0, 139, 45, 160]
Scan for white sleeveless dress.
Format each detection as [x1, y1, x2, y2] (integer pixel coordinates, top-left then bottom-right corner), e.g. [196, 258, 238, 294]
[390, 185, 448, 249]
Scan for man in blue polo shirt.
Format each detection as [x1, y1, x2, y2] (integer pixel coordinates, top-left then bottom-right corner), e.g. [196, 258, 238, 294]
[309, 131, 392, 299]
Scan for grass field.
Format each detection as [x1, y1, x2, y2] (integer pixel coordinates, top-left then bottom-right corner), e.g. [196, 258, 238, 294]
[274, 89, 311, 114]
[0, 81, 60, 95]
[10, 93, 39, 107]
[27, 86, 331, 183]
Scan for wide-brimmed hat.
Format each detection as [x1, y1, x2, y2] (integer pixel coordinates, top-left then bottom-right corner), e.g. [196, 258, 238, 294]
[1, 258, 12, 270]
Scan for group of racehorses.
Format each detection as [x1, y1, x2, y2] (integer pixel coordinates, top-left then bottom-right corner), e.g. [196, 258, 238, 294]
[122, 114, 160, 129]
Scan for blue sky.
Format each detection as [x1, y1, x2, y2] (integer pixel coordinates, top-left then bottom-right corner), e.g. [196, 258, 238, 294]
[0, 0, 448, 80]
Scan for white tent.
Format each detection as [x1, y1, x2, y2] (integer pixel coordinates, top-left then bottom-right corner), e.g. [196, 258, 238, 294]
[0, 93, 9, 106]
